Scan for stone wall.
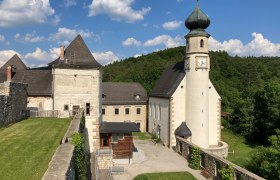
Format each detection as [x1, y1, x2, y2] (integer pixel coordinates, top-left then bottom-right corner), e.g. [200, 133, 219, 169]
[175, 137, 264, 180]
[0, 81, 28, 126]
[42, 109, 82, 180]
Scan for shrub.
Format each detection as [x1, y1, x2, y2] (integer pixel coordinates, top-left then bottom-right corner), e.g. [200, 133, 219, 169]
[189, 147, 201, 169]
[218, 165, 234, 180]
[80, 111, 85, 132]
[71, 133, 86, 180]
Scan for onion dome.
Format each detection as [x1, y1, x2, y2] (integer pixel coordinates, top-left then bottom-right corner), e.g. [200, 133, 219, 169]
[185, 6, 210, 30]
[175, 122, 192, 138]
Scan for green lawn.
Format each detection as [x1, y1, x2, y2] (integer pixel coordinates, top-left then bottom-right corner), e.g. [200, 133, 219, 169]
[221, 128, 256, 167]
[133, 132, 152, 140]
[133, 172, 196, 180]
[0, 118, 70, 180]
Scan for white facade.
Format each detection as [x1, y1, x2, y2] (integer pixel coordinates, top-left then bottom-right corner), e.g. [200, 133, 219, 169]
[148, 21, 223, 150]
[148, 97, 169, 146]
[53, 68, 102, 152]
[102, 105, 147, 132]
[27, 97, 53, 111]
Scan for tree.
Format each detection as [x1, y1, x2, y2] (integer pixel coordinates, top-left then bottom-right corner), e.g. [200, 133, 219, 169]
[247, 130, 280, 179]
[252, 81, 280, 144]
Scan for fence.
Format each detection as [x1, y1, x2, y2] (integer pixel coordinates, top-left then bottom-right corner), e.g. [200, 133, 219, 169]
[28, 110, 60, 118]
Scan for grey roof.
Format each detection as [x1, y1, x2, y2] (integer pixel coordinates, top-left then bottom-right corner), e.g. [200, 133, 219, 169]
[0, 54, 27, 71]
[102, 82, 148, 105]
[149, 61, 185, 98]
[100, 122, 140, 133]
[0, 70, 52, 96]
[185, 5, 210, 30]
[0, 56, 52, 96]
[174, 122, 192, 138]
[49, 35, 102, 69]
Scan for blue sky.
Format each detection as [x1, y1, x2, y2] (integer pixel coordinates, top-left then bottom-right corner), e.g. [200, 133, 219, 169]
[0, 0, 280, 67]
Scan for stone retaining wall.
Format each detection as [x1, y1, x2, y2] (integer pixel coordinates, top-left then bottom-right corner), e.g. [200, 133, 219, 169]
[176, 137, 264, 180]
[42, 109, 83, 180]
[0, 81, 28, 126]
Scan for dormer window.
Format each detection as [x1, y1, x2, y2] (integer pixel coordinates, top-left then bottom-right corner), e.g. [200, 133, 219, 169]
[200, 39, 204, 48]
[102, 94, 106, 100]
[134, 93, 141, 100]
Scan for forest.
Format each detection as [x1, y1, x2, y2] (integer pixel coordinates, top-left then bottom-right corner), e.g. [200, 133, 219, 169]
[103, 47, 280, 179]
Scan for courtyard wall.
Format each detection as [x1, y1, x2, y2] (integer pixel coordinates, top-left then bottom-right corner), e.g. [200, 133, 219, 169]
[0, 81, 28, 126]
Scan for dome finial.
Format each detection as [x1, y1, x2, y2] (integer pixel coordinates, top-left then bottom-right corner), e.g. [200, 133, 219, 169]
[185, 2, 210, 30]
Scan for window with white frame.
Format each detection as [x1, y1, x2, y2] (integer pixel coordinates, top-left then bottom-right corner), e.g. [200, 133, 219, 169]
[158, 104, 161, 120]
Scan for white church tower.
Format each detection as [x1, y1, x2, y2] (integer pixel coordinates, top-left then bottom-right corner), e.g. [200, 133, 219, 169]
[184, 4, 216, 149]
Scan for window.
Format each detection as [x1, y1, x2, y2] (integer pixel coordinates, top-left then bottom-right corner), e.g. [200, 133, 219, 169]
[86, 103, 90, 115]
[125, 108, 130, 115]
[115, 108, 119, 115]
[64, 105, 69, 111]
[118, 133, 124, 140]
[158, 105, 161, 120]
[200, 39, 204, 48]
[136, 122, 141, 129]
[154, 105, 157, 119]
[112, 134, 118, 143]
[136, 108, 141, 114]
[102, 108, 105, 115]
[112, 133, 124, 143]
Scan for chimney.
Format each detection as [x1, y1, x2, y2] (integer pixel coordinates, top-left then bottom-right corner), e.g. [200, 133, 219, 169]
[6, 66, 12, 81]
[60, 45, 65, 60]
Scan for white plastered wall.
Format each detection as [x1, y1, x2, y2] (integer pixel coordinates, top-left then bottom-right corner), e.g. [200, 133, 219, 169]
[102, 105, 147, 132]
[170, 76, 186, 147]
[208, 80, 221, 146]
[27, 97, 53, 111]
[148, 97, 169, 146]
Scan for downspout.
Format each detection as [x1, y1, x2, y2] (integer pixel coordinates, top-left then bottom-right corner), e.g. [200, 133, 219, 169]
[169, 97, 173, 148]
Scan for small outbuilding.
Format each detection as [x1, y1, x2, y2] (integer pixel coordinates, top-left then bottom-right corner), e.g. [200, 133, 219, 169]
[99, 122, 140, 161]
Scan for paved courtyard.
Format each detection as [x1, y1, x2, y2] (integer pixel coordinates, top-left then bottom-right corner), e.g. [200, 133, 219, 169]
[113, 139, 206, 180]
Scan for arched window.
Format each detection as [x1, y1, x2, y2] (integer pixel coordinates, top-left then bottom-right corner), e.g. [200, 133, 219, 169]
[200, 39, 204, 48]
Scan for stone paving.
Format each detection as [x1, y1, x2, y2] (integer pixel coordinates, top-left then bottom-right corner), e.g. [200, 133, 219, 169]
[112, 139, 206, 180]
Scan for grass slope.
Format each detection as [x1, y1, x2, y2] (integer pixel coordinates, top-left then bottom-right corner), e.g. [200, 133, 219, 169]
[221, 128, 256, 167]
[0, 118, 70, 180]
[133, 172, 197, 180]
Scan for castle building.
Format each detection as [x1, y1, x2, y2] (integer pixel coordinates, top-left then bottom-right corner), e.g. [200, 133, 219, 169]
[0, 35, 102, 152]
[148, 5, 228, 156]
[102, 82, 147, 132]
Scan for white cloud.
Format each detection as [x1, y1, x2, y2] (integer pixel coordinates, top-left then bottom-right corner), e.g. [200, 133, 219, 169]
[14, 32, 45, 43]
[24, 47, 60, 62]
[0, 50, 19, 67]
[162, 21, 182, 30]
[177, 0, 183, 3]
[0, 0, 55, 27]
[209, 32, 280, 57]
[122, 35, 184, 49]
[49, 27, 100, 43]
[122, 38, 141, 46]
[88, 0, 151, 23]
[143, 35, 183, 48]
[134, 54, 142, 58]
[64, 0, 77, 7]
[92, 51, 119, 65]
[0, 35, 5, 42]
